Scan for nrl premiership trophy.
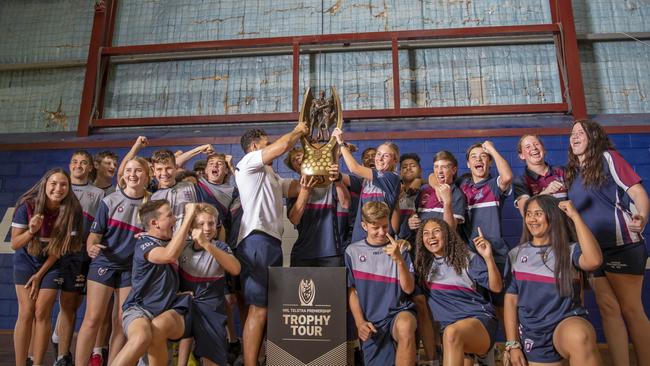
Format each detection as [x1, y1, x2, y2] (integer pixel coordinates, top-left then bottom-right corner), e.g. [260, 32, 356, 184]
[298, 87, 343, 187]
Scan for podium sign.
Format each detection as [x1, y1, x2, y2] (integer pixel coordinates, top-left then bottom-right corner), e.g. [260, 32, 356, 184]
[267, 267, 347, 366]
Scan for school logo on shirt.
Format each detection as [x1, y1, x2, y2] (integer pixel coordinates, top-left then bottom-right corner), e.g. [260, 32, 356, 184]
[521, 256, 528, 263]
[474, 191, 484, 201]
[359, 255, 367, 262]
[117, 205, 124, 213]
[299, 279, 315, 306]
[97, 267, 108, 276]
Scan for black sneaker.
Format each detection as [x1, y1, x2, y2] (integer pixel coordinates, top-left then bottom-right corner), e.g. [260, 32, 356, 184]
[53, 354, 73, 366]
[26, 357, 33, 366]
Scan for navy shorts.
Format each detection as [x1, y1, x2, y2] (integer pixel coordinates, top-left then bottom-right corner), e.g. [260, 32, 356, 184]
[361, 309, 416, 366]
[440, 316, 497, 357]
[519, 323, 562, 363]
[235, 231, 282, 307]
[14, 266, 62, 289]
[123, 295, 194, 341]
[170, 294, 194, 341]
[592, 241, 648, 277]
[192, 301, 228, 365]
[87, 263, 132, 288]
[59, 253, 90, 293]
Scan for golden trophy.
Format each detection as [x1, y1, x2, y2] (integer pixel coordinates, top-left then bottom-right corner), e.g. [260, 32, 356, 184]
[298, 87, 343, 187]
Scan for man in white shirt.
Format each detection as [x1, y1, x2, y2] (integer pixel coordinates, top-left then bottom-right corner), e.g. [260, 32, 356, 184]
[235, 122, 308, 366]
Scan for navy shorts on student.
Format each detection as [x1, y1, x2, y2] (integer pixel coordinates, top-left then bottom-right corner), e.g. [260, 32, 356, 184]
[13, 247, 62, 289]
[14, 264, 62, 289]
[361, 309, 415, 366]
[192, 301, 228, 365]
[235, 231, 282, 307]
[87, 263, 132, 288]
[59, 252, 90, 293]
[592, 241, 648, 277]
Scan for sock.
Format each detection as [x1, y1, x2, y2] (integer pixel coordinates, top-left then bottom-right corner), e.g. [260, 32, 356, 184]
[51, 330, 59, 344]
[56, 355, 64, 361]
[93, 347, 103, 355]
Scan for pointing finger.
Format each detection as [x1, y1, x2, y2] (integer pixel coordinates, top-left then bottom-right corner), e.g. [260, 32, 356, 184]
[477, 226, 484, 238]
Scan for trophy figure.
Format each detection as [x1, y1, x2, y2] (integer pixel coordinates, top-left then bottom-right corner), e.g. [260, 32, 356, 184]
[299, 87, 343, 187]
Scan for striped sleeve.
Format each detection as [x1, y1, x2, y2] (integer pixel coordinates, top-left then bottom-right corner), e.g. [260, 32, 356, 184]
[604, 150, 641, 191]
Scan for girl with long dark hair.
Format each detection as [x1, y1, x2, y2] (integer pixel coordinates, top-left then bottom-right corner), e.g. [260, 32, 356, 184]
[11, 168, 82, 366]
[414, 218, 502, 366]
[504, 195, 602, 366]
[566, 119, 650, 366]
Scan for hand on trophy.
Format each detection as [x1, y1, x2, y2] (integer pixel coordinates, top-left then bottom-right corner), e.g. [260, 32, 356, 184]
[294, 121, 309, 136]
[299, 175, 319, 191]
[328, 164, 341, 182]
[332, 127, 344, 144]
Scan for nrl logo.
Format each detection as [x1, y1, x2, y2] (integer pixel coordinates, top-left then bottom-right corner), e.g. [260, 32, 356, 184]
[298, 279, 315, 306]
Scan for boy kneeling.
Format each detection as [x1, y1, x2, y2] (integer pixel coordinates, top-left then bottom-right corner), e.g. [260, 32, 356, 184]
[345, 201, 417, 366]
[113, 200, 197, 366]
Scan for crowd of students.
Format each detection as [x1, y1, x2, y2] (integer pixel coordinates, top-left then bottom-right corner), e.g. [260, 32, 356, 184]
[10, 119, 649, 366]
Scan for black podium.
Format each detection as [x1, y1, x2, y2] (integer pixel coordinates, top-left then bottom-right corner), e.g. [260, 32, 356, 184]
[267, 267, 347, 366]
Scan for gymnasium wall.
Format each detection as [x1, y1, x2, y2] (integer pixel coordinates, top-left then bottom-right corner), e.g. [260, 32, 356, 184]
[0, 131, 649, 340]
[0, 0, 649, 340]
[1, 0, 649, 133]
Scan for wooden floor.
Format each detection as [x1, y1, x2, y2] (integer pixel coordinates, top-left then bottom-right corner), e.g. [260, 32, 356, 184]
[0, 331, 637, 366]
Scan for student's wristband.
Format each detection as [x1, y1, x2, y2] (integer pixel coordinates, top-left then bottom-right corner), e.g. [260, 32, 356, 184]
[505, 340, 521, 351]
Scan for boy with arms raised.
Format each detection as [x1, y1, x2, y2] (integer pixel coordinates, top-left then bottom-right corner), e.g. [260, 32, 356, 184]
[112, 200, 196, 366]
[345, 201, 417, 366]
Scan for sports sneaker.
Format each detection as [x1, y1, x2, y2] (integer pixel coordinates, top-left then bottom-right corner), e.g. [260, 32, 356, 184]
[89, 353, 103, 366]
[53, 354, 73, 366]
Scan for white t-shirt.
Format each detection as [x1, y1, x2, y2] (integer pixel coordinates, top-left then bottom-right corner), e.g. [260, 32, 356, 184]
[235, 149, 285, 244]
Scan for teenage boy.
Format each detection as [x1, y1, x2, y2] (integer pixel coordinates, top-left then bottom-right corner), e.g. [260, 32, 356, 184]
[112, 199, 195, 366]
[457, 141, 513, 366]
[197, 153, 241, 246]
[397, 153, 423, 244]
[92, 151, 119, 195]
[235, 123, 308, 366]
[195, 152, 244, 358]
[413, 150, 467, 232]
[458, 141, 513, 268]
[150, 149, 202, 231]
[51, 150, 106, 365]
[345, 201, 417, 366]
[284, 147, 350, 267]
